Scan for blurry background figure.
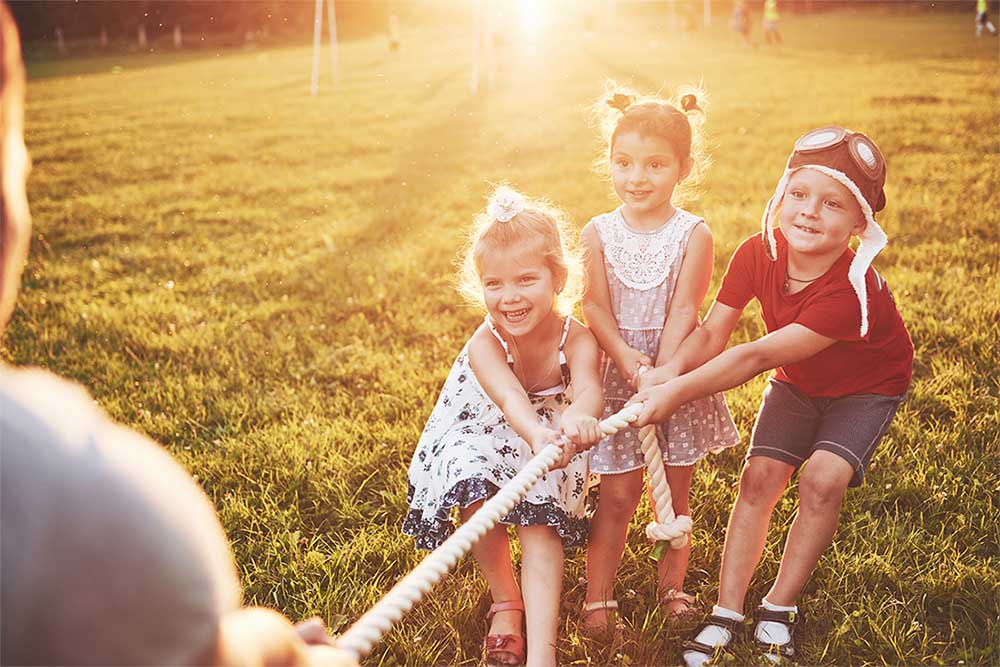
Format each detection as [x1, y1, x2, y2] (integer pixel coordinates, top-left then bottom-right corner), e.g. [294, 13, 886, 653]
[763, 0, 782, 45]
[0, 4, 356, 666]
[731, 0, 752, 48]
[976, 0, 997, 36]
[388, 13, 400, 51]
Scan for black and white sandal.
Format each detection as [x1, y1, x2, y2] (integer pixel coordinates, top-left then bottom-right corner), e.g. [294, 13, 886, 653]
[752, 606, 801, 662]
[681, 613, 743, 664]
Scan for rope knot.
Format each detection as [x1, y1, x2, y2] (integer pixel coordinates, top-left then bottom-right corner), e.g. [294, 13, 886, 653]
[645, 514, 692, 549]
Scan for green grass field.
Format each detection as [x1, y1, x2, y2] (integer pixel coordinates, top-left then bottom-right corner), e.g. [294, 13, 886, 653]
[10, 5, 999, 665]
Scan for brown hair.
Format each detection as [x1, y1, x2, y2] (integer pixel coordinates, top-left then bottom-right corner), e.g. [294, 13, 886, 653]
[457, 186, 583, 316]
[592, 81, 711, 205]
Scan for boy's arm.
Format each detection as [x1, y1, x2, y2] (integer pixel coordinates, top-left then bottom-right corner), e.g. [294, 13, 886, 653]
[653, 223, 714, 369]
[633, 322, 837, 426]
[468, 327, 559, 452]
[638, 298, 743, 389]
[581, 222, 651, 382]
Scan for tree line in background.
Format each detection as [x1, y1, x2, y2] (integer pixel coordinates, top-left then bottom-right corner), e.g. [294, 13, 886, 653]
[9, 0, 968, 51]
[10, 0, 396, 45]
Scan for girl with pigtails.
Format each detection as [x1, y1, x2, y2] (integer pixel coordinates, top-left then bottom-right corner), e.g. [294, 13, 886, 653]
[580, 84, 740, 630]
[403, 186, 604, 667]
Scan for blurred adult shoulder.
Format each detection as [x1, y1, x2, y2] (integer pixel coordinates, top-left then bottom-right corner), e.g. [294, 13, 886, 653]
[0, 367, 242, 666]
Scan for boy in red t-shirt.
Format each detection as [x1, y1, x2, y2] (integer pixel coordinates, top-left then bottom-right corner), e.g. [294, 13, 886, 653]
[632, 127, 913, 665]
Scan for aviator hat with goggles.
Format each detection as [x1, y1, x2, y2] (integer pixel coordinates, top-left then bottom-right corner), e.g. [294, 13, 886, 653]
[761, 126, 888, 337]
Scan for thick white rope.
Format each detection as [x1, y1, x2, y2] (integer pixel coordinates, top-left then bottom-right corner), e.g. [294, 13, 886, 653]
[335, 400, 686, 660]
[638, 423, 692, 549]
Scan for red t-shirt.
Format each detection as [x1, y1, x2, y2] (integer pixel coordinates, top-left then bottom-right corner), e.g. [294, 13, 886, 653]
[716, 231, 913, 397]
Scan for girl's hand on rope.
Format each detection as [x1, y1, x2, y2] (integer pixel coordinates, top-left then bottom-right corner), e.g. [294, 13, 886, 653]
[629, 378, 683, 427]
[560, 414, 602, 452]
[530, 426, 575, 469]
[612, 347, 653, 389]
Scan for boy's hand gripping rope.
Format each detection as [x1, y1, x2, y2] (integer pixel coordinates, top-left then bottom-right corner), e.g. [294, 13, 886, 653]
[335, 401, 691, 660]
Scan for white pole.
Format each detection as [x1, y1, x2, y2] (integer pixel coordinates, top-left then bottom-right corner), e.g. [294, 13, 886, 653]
[55, 27, 66, 54]
[326, 0, 340, 89]
[483, 1, 494, 91]
[173, 24, 182, 49]
[137, 24, 147, 48]
[310, 0, 323, 96]
[470, 0, 481, 94]
[704, 0, 711, 27]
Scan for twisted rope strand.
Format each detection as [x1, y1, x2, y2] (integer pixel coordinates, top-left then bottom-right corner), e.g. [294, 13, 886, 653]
[335, 400, 686, 660]
[638, 423, 692, 548]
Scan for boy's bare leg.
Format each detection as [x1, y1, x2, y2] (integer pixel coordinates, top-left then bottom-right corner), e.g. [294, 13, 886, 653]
[584, 469, 644, 627]
[716, 458, 794, 612]
[764, 451, 854, 606]
[518, 525, 564, 667]
[460, 503, 522, 641]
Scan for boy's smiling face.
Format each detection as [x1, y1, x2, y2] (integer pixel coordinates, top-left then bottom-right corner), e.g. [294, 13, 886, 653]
[778, 168, 866, 259]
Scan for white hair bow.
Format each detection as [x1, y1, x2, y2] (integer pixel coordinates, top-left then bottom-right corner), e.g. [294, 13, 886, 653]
[487, 187, 525, 223]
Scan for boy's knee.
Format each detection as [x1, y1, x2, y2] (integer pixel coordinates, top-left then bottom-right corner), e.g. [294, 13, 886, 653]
[737, 459, 790, 508]
[797, 466, 850, 513]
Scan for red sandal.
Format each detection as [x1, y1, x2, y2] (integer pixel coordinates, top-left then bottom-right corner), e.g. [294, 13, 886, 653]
[483, 599, 526, 666]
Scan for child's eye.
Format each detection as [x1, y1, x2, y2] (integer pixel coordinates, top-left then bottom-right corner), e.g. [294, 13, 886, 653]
[650, 161, 664, 169]
[484, 280, 500, 289]
[615, 159, 630, 168]
[824, 199, 842, 209]
[788, 190, 805, 199]
[520, 277, 537, 285]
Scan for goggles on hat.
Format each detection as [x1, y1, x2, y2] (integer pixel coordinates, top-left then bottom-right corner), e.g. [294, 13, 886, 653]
[793, 126, 886, 181]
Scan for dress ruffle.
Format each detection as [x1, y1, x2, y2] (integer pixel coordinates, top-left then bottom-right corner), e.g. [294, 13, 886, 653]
[403, 478, 589, 551]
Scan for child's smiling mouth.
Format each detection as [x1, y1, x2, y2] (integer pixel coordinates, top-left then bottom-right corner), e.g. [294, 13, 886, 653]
[502, 307, 530, 323]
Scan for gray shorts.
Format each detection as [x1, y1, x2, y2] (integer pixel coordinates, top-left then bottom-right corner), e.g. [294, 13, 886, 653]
[748, 379, 906, 487]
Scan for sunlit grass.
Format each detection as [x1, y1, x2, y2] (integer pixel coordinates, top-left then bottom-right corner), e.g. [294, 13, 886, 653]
[9, 6, 998, 665]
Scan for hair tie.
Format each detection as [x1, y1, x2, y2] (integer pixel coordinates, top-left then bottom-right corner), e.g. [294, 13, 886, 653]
[487, 187, 525, 223]
[680, 93, 699, 113]
[607, 92, 634, 113]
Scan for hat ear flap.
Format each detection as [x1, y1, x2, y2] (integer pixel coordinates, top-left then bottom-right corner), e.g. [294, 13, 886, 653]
[761, 170, 791, 260]
[875, 190, 886, 213]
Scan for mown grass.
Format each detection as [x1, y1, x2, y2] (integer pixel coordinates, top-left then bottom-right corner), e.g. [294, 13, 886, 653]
[8, 5, 998, 665]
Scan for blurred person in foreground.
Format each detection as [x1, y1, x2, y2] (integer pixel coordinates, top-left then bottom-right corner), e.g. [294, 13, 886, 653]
[0, 5, 356, 665]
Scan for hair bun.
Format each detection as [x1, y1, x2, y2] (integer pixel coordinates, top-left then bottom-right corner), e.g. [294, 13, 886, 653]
[680, 93, 700, 113]
[607, 92, 634, 113]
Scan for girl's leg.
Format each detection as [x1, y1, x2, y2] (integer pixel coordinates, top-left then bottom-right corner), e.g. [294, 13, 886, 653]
[716, 457, 794, 612]
[517, 525, 564, 667]
[656, 465, 694, 614]
[459, 502, 522, 642]
[763, 451, 854, 606]
[584, 469, 644, 626]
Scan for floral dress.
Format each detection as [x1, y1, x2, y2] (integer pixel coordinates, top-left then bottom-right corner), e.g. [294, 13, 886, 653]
[589, 207, 740, 474]
[403, 315, 589, 550]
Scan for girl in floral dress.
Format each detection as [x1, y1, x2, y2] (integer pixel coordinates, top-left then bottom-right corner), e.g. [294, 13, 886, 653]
[403, 186, 604, 667]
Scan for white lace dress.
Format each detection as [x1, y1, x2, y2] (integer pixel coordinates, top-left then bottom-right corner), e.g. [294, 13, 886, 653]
[589, 207, 740, 474]
[403, 316, 590, 550]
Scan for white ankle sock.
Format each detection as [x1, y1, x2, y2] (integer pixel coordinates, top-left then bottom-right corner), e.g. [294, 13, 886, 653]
[756, 598, 797, 657]
[683, 606, 744, 667]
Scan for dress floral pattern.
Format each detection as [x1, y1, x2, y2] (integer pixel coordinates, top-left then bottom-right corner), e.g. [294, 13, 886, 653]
[589, 207, 740, 474]
[403, 316, 589, 550]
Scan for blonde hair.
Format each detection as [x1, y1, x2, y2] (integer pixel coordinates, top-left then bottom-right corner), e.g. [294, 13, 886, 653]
[457, 186, 583, 316]
[591, 81, 711, 206]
